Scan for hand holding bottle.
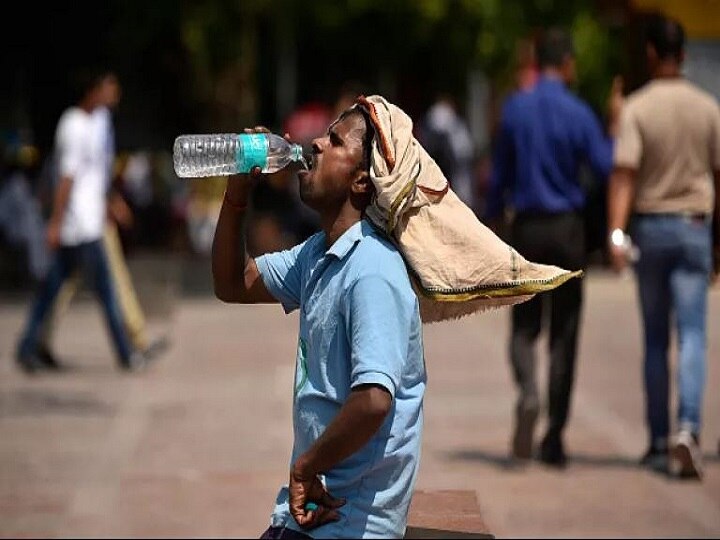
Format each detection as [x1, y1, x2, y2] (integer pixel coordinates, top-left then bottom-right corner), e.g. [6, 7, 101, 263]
[223, 127, 298, 208]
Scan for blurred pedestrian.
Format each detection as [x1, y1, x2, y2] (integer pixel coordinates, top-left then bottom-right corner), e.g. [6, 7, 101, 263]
[420, 94, 476, 208]
[515, 37, 539, 92]
[485, 28, 622, 467]
[36, 71, 168, 369]
[15, 67, 151, 373]
[0, 142, 49, 282]
[607, 15, 720, 479]
[212, 105, 425, 538]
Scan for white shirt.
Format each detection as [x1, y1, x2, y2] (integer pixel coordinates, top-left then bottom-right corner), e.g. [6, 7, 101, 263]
[93, 105, 115, 178]
[55, 107, 108, 245]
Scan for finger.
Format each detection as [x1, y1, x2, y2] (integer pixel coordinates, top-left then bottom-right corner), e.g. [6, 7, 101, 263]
[314, 506, 341, 526]
[289, 500, 311, 526]
[249, 166, 263, 179]
[295, 506, 340, 530]
[254, 126, 271, 134]
[293, 508, 316, 529]
[320, 490, 346, 509]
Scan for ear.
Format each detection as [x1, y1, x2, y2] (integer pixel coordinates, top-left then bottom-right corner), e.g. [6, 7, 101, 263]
[351, 170, 372, 195]
[562, 57, 577, 83]
[646, 43, 657, 62]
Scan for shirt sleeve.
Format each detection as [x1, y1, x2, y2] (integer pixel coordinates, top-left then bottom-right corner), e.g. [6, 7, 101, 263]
[614, 105, 642, 170]
[344, 274, 414, 398]
[58, 116, 85, 179]
[255, 240, 307, 314]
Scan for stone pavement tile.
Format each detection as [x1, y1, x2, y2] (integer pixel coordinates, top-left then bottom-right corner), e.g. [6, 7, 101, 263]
[0, 482, 69, 539]
[101, 471, 283, 537]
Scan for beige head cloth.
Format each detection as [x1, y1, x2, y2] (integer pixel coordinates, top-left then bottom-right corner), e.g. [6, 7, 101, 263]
[353, 95, 582, 323]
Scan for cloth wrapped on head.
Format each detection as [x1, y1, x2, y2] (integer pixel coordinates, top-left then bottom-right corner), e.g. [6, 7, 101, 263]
[353, 95, 582, 323]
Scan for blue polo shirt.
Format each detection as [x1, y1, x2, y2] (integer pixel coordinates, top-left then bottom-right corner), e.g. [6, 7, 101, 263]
[485, 76, 614, 219]
[256, 219, 426, 539]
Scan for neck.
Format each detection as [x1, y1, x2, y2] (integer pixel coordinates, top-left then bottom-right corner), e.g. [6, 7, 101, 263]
[653, 61, 682, 79]
[541, 67, 564, 82]
[79, 99, 95, 114]
[320, 200, 363, 247]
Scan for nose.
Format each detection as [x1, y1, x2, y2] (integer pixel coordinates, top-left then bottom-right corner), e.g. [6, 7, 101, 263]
[311, 138, 325, 154]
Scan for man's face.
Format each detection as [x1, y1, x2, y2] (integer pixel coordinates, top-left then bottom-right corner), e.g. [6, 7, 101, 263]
[87, 85, 106, 111]
[298, 112, 367, 211]
[100, 75, 121, 109]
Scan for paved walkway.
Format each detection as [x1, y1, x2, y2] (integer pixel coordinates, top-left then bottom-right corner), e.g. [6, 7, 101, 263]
[1, 264, 718, 538]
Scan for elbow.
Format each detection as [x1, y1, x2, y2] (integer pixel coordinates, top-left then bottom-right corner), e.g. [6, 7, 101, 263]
[213, 284, 233, 303]
[213, 280, 240, 304]
[366, 386, 393, 420]
[214, 289, 231, 303]
[212, 264, 244, 303]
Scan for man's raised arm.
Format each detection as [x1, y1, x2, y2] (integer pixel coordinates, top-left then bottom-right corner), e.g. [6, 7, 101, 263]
[211, 172, 275, 304]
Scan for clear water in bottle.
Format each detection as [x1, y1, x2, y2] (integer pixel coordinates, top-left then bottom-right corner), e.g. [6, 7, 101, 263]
[173, 133, 304, 178]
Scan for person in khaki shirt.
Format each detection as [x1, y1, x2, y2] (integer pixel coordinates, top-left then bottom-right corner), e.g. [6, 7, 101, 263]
[608, 14, 720, 481]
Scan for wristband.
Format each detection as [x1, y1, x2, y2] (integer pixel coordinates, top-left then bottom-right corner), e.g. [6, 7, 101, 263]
[609, 228, 625, 248]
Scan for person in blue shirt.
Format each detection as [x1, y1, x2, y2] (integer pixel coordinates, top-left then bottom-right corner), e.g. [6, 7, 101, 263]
[212, 109, 425, 538]
[485, 28, 621, 467]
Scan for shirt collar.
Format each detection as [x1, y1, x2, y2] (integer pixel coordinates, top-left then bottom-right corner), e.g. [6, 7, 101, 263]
[326, 219, 366, 260]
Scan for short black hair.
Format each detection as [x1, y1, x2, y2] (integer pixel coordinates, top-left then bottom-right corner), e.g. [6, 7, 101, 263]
[537, 28, 574, 69]
[646, 14, 685, 61]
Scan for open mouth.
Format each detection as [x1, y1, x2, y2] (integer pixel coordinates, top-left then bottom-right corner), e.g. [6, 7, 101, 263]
[298, 154, 313, 179]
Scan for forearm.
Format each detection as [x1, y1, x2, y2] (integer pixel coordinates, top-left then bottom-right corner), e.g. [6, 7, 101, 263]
[294, 386, 391, 476]
[50, 176, 73, 226]
[607, 167, 636, 233]
[211, 177, 252, 301]
[713, 172, 720, 275]
[713, 171, 720, 247]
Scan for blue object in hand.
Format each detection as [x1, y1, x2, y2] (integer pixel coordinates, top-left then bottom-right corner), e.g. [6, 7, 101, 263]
[305, 502, 318, 512]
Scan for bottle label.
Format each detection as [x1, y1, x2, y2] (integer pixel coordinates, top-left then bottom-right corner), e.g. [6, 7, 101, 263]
[237, 134, 268, 173]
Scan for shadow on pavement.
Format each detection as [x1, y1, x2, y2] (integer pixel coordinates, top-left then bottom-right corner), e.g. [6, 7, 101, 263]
[444, 449, 524, 471]
[0, 388, 115, 417]
[446, 448, 720, 471]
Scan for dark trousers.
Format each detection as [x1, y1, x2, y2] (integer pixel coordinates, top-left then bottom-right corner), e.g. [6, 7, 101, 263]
[510, 212, 585, 440]
[260, 526, 312, 540]
[18, 240, 132, 365]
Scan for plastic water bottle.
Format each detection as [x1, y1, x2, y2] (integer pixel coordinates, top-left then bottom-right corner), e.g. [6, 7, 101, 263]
[173, 133, 305, 178]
